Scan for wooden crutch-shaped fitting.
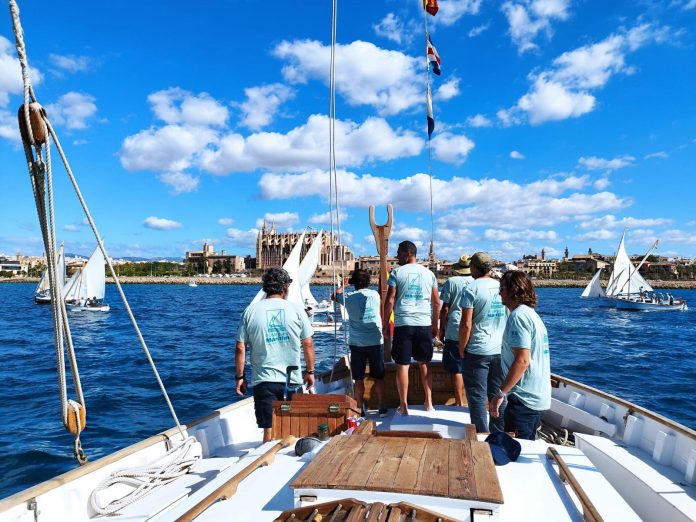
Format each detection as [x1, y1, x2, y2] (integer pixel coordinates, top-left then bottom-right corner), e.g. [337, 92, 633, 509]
[369, 204, 393, 361]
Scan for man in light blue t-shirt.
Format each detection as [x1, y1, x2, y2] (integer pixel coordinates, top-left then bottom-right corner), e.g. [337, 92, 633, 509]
[439, 254, 474, 406]
[384, 240, 440, 415]
[334, 269, 386, 417]
[235, 268, 315, 442]
[490, 271, 551, 440]
[459, 252, 507, 433]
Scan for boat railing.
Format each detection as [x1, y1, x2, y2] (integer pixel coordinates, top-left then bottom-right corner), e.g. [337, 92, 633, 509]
[546, 447, 604, 522]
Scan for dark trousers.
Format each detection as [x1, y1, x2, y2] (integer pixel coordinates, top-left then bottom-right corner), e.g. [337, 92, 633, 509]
[504, 394, 541, 440]
[462, 352, 506, 433]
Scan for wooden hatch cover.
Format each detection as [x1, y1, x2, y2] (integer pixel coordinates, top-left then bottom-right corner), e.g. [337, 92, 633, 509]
[275, 498, 461, 522]
[291, 434, 503, 504]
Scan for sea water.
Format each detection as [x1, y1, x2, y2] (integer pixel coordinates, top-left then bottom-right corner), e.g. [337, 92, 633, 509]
[0, 283, 694, 499]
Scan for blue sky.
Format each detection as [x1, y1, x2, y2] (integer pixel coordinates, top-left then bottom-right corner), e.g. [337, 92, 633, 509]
[1, 0, 695, 261]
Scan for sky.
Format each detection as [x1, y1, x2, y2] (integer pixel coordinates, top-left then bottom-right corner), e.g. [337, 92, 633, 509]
[1, 0, 695, 262]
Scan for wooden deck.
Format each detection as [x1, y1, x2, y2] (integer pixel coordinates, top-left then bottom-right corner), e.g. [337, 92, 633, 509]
[291, 434, 504, 504]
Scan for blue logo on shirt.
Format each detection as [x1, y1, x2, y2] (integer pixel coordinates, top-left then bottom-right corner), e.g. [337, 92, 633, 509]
[405, 274, 423, 299]
[266, 309, 290, 344]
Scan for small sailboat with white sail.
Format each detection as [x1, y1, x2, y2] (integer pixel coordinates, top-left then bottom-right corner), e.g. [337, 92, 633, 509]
[580, 268, 605, 299]
[33, 244, 65, 304]
[62, 246, 110, 312]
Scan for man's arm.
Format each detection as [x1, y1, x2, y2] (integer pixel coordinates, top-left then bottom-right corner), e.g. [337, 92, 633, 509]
[383, 285, 396, 338]
[235, 341, 247, 396]
[438, 302, 450, 340]
[490, 348, 530, 417]
[430, 286, 440, 339]
[458, 308, 473, 358]
[302, 337, 316, 389]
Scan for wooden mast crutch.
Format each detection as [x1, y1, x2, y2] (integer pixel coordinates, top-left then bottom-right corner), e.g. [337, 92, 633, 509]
[369, 204, 393, 362]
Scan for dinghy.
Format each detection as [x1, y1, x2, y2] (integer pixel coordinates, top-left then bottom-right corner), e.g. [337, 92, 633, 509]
[63, 247, 110, 312]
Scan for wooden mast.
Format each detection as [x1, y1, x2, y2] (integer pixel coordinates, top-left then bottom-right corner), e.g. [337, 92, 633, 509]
[369, 204, 393, 361]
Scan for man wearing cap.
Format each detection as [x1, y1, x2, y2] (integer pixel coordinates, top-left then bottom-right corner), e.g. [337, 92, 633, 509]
[459, 252, 507, 433]
[438, 255, 474, 406]
[384, 240, 440, 415]
[235, 267, 316, 442]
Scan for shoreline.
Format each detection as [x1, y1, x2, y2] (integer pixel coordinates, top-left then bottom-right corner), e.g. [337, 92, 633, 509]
[3, 275, 696, 289]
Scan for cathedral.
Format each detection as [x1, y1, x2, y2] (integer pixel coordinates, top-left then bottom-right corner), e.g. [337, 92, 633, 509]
[255, 221, 354, 270]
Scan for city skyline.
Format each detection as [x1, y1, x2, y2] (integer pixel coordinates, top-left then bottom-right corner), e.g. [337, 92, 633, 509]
[1, 1, 695, 262]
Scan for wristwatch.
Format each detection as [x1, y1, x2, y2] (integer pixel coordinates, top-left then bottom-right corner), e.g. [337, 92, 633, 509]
[495, 388, 506, 399]
[305, 369, 315, 375]
[235, 374, 245, 381]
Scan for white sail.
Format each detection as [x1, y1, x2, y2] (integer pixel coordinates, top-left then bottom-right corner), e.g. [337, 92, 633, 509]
[35, 269, 48, 294]
[81, 246, 106, 301]
[298, 231, 323, 307]
[251, 231, 307, 306]
[35, 245, 65, 296]
[581, 269, 605, 298]
[606, 233, 653, 296]
[62, 268, 82, 301]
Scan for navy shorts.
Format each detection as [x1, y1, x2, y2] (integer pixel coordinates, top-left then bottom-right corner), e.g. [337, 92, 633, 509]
[350, 344, 385, 380]
[252, 381, 297, 429]
[442, 339, 463, 374]
[392, 325, 433, 365]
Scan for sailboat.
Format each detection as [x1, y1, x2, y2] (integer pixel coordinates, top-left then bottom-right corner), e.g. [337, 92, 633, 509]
[62, 246, 110, 312]
[580, 268, 605, 299]
[33, 244, 65, 304]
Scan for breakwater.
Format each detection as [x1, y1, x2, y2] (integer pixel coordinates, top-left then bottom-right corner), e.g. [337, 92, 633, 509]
[3, 275, 696, 288]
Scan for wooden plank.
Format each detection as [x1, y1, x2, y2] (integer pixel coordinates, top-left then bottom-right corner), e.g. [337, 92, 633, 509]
[385, 507, 401, 522]
[365, 502, 387, 522]
[334, 436, 386, 490]
[414, 439, 449, 497]
[365, 438, 406, 492]
[448, 439, 477, 500]
[392, 438, 427, 494]
[324, 435, 371, 487]
[291, 412, 300, 438]
[355, 419, 375, 434]
[291, 436, 352, 488]
[470, 441, 504, 504]
[464, 424, 477, 441]
[375, 430, 442, 439]
[282, 410, 291, 439]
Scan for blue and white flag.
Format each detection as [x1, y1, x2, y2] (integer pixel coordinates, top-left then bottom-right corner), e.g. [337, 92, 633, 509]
[426, 84, 435, 138]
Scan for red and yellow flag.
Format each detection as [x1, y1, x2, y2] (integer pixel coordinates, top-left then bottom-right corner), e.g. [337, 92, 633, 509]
[423, 0, 439, 16]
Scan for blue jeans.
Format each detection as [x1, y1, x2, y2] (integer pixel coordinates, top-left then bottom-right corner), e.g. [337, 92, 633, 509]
[504, 394, 541, 440]
[462, 352, 506, 433]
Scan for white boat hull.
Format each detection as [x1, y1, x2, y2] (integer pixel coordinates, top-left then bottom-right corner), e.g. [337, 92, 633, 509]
[68, 303, 110, 312]
[614, 299, 687, 311]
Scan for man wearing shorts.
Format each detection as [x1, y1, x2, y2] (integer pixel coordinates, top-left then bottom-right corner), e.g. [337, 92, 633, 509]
[235, 268, 315, 441]
[335, 269, 387, 417]
[384, 241, 440, 415]
[439, 254, 474, 406]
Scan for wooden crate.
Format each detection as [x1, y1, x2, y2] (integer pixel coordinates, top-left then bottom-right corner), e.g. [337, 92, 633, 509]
[271, 394, 360, 439]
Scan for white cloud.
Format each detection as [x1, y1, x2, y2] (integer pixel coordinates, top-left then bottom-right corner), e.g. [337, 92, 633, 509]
[510, 150, 525, 159]
[255, 212, 299, 229]
[469, 23, 490, 38]
[594, 177, 610, 190]
[435, 78, 460, 101]
[45, 92, 97, 130]
[148, 88, 228, 127]
[218, 218, 234, 226]
[499, 23, 669, 125]
[158, 171, 200, 194]
[577, 214, 672, 230]
[48, 54, 91, 73]
[373, 13, 410, 45]
[237, 83, 294, 131]
[484, 229, 557, 241]
[434, 0, 483, 27]
[0, 36, 43, 108]
[502, 0, 571, 54]
[578, 155, 634, 171]
[682, 0, 696, 10]
[63, 224, 78, 232]
[432, 132, 475, 164]
[308, 209, 348, 225]
[660, 229, 696, 245]
[274, 39, 421, 116]
[226, 228, 260, 249]
[575, 229, 616, 241]
[467, 114, 492, 127]
[143, 216, 182, 231]
[644, 151, 668, 159]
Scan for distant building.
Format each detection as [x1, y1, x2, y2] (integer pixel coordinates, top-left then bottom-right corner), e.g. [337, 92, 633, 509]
[185, 242, 248, 274]
[570, 255, 609, 273]
[355, 256, 399, 276]
[639, 262, 679, 278]
[255, 221, 354, 271]
[0, 256, 22, 274]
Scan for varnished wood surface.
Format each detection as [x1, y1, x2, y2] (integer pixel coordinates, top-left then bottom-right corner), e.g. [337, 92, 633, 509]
[291, 434, 503, 504]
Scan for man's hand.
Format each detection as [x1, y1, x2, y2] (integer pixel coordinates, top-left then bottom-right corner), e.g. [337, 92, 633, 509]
[236, 376, 248, 396]
[490, 395, 504, 418]
[304, 373, 315, 390]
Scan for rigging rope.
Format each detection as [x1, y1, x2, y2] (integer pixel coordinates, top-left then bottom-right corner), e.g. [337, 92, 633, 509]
[423, 9, 436, 263]
[326, 0, 352, 387]
[9, 0, 186, 462]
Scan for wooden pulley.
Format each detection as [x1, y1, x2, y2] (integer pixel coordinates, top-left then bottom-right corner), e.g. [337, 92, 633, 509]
[66, 402, 87, 436]
[17, 102, 47, 146]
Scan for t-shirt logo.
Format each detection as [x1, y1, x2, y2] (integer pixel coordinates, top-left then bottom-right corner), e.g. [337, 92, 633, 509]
[405, 273, 423, 299]
[487, 289, 505, 319]
[364, 296, 376, 321]
[266, 309, 290, 344]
